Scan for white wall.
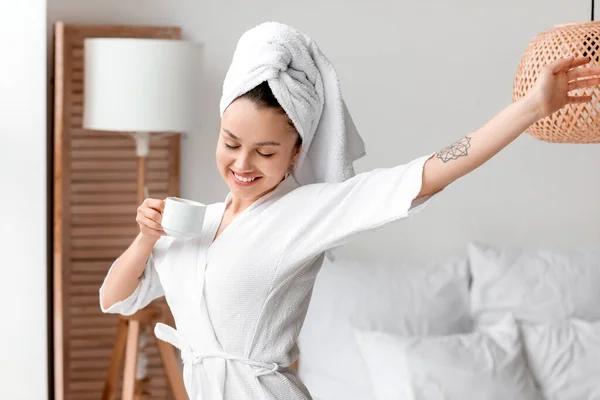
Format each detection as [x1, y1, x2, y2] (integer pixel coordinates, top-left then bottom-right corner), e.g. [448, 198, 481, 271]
[0, 0, 48, 399]
[50, 0, 599, 264]
[192, 0, 600, 262]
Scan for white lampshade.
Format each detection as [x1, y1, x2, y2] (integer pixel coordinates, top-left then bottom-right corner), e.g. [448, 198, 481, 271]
[83, 38, 200, 133]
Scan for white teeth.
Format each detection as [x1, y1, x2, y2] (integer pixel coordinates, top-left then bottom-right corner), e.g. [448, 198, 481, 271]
[233, 172, 257, 183]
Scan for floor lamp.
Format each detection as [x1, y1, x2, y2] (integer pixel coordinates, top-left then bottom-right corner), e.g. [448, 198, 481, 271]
[83, 37, 199, 400]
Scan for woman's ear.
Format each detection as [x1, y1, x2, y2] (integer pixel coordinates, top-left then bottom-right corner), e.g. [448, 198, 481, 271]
[292, 145, 301, 164]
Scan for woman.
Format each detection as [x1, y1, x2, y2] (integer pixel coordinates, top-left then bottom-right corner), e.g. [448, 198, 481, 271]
[99, 22, 600, 400]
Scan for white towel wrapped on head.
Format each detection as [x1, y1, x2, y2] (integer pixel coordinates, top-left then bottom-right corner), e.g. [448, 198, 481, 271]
[220, 21, 366, 186]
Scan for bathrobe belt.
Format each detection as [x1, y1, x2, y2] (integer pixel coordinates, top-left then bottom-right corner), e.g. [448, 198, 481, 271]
[155, 322, 284, 398]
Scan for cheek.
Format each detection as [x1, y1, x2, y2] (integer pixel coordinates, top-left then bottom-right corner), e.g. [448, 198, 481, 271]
[264, 156, 290, 174]
[215, 146, 231, 168]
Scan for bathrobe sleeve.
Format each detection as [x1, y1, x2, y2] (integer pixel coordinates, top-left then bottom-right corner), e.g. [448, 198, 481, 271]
[99, 239, 168, 316]
[293, 153, 438, 258]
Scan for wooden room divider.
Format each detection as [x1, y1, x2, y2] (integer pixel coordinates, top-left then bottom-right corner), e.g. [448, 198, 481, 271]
[53, 22, 183, 400]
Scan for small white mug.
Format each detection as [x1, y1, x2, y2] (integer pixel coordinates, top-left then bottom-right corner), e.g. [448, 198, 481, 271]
[161, 197, 206, 238]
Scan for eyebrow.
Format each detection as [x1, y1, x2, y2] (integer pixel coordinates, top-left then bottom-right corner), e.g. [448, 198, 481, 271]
[224, 129, 281, 146]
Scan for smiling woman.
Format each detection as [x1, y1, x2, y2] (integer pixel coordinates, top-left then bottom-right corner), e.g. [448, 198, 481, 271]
[98, 21, 600, 400]
[216, 81, 303, 212]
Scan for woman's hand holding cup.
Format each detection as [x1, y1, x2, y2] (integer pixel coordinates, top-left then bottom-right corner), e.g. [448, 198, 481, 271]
[136, 198, 167, 240]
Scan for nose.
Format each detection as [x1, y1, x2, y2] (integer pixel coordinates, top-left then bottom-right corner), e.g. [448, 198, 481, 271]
[233, 151, 253, 172]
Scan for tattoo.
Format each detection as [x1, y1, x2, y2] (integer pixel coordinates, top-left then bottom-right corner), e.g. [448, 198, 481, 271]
[436, 136, 472, 163]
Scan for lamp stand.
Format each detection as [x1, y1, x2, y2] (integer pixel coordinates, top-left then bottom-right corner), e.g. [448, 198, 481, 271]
[136, 132, 150, 205]
[102, 132, 187, 400]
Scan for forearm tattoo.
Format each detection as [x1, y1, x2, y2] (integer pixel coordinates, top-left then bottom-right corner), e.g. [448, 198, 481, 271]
[436, 136, 472, 163]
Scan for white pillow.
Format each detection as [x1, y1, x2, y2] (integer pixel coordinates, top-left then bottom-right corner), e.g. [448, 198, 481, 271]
[468, 242, 600, 323]
[355, 316, 542, 400]
[521, 319, 600, 400]
[298, 255, 471, 400]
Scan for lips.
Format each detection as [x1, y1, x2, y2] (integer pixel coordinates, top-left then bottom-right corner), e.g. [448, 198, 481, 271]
[231, 170, 262, 186]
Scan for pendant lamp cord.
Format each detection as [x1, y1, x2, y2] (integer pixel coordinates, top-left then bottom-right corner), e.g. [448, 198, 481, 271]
[593, 0, 595, 21]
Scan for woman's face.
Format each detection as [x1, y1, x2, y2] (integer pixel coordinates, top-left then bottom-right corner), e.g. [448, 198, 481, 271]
[216, 98, 301, 202]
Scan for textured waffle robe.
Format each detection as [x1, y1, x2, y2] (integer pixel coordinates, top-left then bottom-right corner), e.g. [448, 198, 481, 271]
[100, 153, 437, 399]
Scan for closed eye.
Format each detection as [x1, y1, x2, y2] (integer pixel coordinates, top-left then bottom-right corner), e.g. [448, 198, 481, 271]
[225, 143, 274, 158]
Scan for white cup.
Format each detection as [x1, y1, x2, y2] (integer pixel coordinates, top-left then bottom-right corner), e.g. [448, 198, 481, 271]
[161, 197, 206, 238]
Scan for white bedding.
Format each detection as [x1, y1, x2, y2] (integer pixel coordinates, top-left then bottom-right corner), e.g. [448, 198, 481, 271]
[298, 255, 471, 400]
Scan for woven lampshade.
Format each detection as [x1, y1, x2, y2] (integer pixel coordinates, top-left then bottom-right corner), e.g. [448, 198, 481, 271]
[513, 21, 600, 143]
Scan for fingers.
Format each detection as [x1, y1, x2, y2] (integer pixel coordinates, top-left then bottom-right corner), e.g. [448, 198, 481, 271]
[549, 56, 591, 74]
[549, 56, 575, 73]
[135, 209, 166, 237]
[568, 77, 600, 91]
[140, 206, 162, 225]
[143, 197, 165, 212]
[139, 215, 165, 232]
[567, 95, 593, 104]
[567, 66, 600, 81]
[137, 198, 166, 236]
[567, 56, 592, 70]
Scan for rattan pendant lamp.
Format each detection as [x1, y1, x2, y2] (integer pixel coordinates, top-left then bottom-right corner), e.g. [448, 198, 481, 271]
[513, 12, 600, 144]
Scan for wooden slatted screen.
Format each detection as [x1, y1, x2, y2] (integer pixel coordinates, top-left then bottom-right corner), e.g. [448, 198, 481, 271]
[53, 22, 181, 400]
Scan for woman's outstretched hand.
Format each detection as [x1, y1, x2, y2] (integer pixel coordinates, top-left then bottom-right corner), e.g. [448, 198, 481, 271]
[528, 56, 600, 119]
[417, 56, 600, 199]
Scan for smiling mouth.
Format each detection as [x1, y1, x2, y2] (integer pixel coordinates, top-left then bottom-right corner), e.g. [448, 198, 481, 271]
[231, 170, 262, 185]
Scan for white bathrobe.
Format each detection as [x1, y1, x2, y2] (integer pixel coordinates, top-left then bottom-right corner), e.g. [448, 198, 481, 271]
[100, 153, 437, 400]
